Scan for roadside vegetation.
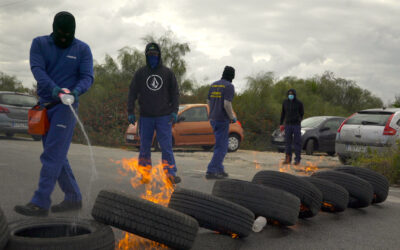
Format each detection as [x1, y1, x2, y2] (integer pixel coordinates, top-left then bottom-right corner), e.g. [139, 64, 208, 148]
[351, 145, 400, 184]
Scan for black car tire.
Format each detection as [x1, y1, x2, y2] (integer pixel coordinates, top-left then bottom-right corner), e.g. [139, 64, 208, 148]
[302, 177, 349, 212]
[334, 166, 389, 203]
[0, 207, 8, 250]
[168, 188, 254, 238]
[31, 135, 41, 141]
[212, 179, 300, 226]
[228, 134, 240, 152]
[312, 170, 374, 208]
[92, 190, 199, 250]
[278, 148, 285, 153]
[5, 218, 114, 250]
[252, 171, 322, 218]
[305, 139, 314, 155]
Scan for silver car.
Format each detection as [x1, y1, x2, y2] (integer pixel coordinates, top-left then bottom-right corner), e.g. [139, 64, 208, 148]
[0, 91, 40, 141]
[335, 108, 400, 164]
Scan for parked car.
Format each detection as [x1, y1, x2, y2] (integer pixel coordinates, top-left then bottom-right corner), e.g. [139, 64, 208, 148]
[336, 108, 400, 164]
[125, 104, 244, 152]
[0, 91, 40, 141]
[271, 116, 345, 156]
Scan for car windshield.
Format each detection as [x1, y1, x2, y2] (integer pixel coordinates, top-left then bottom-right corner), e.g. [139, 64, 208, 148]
[301, 117, 326, 128]
[0, 94, 37, 107]
[346, 112, 392, 126]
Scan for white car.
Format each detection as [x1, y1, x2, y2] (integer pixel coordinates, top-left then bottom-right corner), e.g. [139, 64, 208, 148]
[335, 108, 400, 164]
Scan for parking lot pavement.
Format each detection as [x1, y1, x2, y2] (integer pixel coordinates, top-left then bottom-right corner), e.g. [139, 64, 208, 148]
[1, 137, 400, 249]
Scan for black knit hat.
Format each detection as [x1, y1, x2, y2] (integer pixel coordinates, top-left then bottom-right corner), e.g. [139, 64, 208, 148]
[222, 66, 235, 82]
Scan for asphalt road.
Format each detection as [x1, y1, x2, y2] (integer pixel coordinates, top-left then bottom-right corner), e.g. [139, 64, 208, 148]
[1, 136, 400, 250]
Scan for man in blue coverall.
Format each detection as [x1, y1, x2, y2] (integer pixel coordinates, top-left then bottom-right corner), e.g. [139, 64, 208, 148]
[127, 43, 181, 184]
[14, 12, 93, 216]
[206, 66, 237, 179]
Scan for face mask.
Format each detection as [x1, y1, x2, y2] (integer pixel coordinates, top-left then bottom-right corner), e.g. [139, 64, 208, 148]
[147, 55, 159, 69]
[52, 12, 75, 49]
[288, 94, 294, 100]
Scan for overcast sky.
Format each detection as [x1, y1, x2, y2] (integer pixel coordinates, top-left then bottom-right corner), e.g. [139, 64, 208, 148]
[1, 0, 399, 102]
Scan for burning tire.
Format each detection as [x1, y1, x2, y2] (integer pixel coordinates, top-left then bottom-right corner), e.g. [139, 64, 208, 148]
[312, 170, 374, 208]
[252, 170, 322, 218]
[212, 179, 300, 226]
[92, 190, 198, 250]
[334, 166, 389, 203]
[302, 177, 349, 212]
[5, 218, 114, 250]
[0, 207, 8, 250]
[168, 188, 254, 238]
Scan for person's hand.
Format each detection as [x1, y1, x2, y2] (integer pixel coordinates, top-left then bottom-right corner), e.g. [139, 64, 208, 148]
[171, 112, 178, 123]
[72, 89, 80, 103]
[231, 117, 237, 123]
[280, 125, 285, 132]
[128, 114, 136, 125]
[51, 86, 65, 100]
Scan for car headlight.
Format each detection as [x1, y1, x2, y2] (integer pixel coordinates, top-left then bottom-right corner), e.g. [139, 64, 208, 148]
[301, 129, 306, 135]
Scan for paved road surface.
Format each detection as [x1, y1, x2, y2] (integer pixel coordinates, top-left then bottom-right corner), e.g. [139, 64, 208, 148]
[1, 136, 399, 249]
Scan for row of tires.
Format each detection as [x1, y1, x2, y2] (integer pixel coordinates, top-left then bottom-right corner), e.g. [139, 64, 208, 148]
[0, 165, 389, 250]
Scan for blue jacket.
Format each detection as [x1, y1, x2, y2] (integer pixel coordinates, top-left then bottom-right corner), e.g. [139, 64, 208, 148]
[30, 35, 94, 103]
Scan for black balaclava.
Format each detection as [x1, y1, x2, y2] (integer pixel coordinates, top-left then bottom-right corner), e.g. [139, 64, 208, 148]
[52, 11, 76, 49]
[221, 66, 235, 82]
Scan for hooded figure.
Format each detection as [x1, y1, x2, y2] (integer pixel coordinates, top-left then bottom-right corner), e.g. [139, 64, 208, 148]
[52, 11, 76, 49]
[14, 11, 93, 217]
[280, 88, 304, 165]
[127, 42, 181, 184]
[206, 65, 237, 179]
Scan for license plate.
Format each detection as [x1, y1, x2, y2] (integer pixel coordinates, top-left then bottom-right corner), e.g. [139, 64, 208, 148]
[345, 144, 367, 153]
[126, 134, 135, 140]
[12, 122, 27, 128]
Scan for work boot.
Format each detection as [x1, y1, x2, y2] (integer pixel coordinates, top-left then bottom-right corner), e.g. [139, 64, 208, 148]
[205, 172, 226, 180]
[51, 200, 82, 213]
[167, 175, 181, 184]
[221, 172, 229, 177]
[294, 161, 301, 166]
[283, 154, 291, 164]
[14, 203, 48, 217]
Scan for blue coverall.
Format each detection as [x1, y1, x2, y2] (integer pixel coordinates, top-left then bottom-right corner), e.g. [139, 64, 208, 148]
[30, 35, 93, 209]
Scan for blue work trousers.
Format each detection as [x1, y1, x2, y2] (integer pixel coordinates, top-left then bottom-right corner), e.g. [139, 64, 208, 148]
[207, 120, 230, 174]
[139, 115, 177, 176]
[285, 124, 302, 163]
[31, 103, 82, 209]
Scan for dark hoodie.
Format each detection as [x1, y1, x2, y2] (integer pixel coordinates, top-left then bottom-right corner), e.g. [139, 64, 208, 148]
[280, 89, 304, 125]
[127, 43, 179, 117]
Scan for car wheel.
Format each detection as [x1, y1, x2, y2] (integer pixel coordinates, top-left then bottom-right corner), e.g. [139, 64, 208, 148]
[228, 134, 240, 152]
[5, 132, 14, 138]
[278, 148, 285, 153]
[327, 151, 335, 156]
[32, 135, 42, 141]
[338, 154, 349, 165]
[305, 139, 314, 155]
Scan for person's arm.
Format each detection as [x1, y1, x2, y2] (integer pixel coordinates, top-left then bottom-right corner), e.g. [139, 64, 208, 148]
[30, 38, 57, 97]
[224, 100, 235, 120]
[223, 84, 236, 120]
[169, 71, 180, 114]
[280, 102, 285, 125]
[127, 71, 140, 115]
[299, 101, 304, 121]
[73, 44, 94, 95]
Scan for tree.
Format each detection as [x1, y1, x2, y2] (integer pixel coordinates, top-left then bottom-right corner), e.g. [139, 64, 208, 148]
[0, 71, 30, 93]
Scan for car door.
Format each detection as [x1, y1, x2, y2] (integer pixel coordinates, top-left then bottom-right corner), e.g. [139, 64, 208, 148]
[173, 106, 214, 145]
[319, 119, 343, 152]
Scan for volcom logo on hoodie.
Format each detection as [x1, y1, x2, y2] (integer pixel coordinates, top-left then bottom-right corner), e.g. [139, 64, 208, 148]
[146, 75, 163, 91]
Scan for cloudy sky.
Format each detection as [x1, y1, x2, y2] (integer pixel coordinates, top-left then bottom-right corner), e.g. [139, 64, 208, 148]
[1, 0, 399, 102]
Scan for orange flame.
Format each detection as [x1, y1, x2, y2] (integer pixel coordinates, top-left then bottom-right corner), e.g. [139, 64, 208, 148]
[112, 157, 175, 249]
[278, 156, 322, 176]
[253, 152, 261, 170]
